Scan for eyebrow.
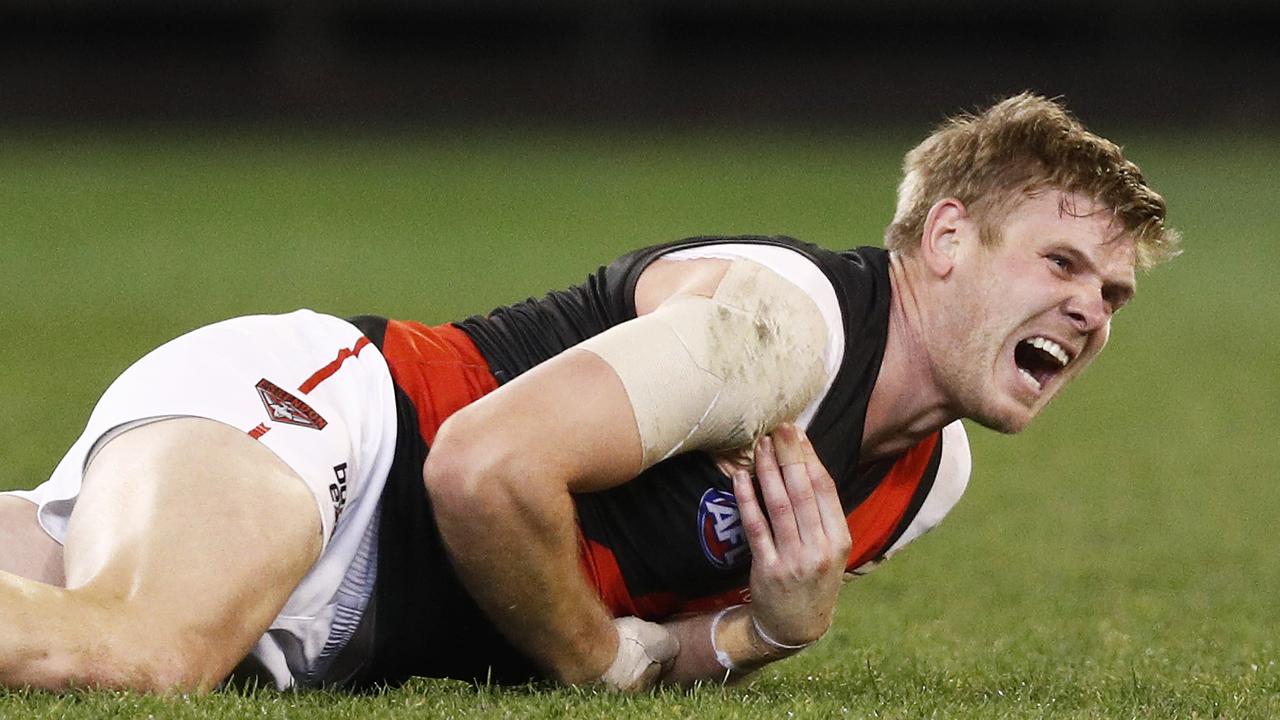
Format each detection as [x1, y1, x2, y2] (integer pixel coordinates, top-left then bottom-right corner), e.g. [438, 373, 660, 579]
[1055, 245, 1136, 307]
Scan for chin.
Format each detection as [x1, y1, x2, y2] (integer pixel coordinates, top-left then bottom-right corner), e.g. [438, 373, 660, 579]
[967, 401, 1035, 434]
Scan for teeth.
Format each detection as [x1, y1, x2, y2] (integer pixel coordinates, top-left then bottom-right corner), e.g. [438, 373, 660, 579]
[1019, 368, 1042, 391]
[1029, 337, 1070, 366]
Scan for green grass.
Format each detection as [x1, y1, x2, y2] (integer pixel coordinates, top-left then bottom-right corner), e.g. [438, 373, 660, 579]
[1, 127, 1278, 718]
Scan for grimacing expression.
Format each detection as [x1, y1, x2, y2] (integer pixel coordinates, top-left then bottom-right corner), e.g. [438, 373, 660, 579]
[933, 191, 1137, 433]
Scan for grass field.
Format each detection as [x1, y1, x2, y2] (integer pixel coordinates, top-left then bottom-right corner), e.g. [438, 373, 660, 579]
[1, 126, 1278, 718]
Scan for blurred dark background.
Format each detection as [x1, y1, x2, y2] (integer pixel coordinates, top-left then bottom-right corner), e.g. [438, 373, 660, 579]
[2, 0, 1277, 128]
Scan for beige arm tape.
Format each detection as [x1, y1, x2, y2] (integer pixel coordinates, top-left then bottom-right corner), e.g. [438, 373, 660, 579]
[598, 616, 680, 691]
[577, 259, 829, 469]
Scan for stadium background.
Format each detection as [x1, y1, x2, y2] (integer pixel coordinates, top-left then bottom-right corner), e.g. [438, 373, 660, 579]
[1, 2, 1278, 717]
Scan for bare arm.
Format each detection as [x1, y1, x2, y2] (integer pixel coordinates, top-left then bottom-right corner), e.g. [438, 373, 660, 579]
[426, 351, 643, 683]
[424, 259, 733, 685]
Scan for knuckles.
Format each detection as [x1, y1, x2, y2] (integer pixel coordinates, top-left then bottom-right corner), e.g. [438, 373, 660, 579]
[758, 541, 849, 580]
[832, 535, 852, 559]
[810, 553, 833, 575]
[741, 515, 770, 536]
[765, 501, 792, 518]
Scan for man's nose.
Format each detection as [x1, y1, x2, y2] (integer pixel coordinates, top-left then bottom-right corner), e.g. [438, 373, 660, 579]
[1063, 285, 1109, 333]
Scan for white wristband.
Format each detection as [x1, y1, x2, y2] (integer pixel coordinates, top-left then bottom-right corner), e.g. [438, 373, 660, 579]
[709, 604, 744, 674]
[751, 615, 815, 652]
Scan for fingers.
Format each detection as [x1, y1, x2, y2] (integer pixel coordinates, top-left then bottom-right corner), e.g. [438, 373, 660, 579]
[733, 469, 777, 564]
[752, 435, 802, 549]
[798, 430, 851, 546]
[770, 423, 808, 467]
[770, 425, 824, 544]
[740, 425, 851, 651]
[736, 423, 850, 565]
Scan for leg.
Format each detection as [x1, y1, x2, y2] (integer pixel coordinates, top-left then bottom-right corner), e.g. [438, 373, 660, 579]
[0, 496, 64, 586]
[0, 417, 322, 692]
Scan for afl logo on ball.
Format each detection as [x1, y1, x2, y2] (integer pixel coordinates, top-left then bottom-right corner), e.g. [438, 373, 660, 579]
[698, 488, 750, 570]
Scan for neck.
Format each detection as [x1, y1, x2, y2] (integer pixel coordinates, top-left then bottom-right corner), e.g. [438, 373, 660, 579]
[862, 252, 959, 461]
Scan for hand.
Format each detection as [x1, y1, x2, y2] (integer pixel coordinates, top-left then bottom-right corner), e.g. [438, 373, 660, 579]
[734, 424, 851, 648]
[597, 616, 680, 692]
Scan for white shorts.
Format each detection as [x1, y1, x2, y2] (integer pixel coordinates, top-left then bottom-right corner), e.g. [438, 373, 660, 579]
[3, 309, 398, 689]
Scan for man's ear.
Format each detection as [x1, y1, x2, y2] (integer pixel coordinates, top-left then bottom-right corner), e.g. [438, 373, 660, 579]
[919, 198, 970, 279]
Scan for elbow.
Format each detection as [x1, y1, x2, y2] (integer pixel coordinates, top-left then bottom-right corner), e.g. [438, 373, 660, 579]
[424, 408, 572, 540]
[424, 413, 485, 511]
[424, 411, 527, 522]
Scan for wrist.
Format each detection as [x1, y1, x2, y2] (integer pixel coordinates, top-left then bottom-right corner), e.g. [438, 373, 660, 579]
[750, 614, 816, 652]
[709, 604, 743, 675]
[709, 605, 800, 673]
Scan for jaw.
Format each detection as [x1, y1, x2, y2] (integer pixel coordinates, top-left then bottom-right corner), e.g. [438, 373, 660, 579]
[977, 337, 1079, 433]
[981, 374, 1038, 434]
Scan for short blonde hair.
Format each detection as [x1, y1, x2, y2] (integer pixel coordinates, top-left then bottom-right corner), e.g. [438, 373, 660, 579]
[884, 93, 1180, 269]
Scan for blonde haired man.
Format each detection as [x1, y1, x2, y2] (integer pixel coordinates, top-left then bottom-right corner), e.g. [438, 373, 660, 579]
[0, 94, 1177, 692]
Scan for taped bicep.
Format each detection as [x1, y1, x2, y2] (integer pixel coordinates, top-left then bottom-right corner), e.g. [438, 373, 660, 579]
[576, 259, 828, 470]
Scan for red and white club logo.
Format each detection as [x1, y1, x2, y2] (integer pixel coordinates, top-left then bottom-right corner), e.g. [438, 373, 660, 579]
[255, 379, 328, 430]
[698, 488, 750, 569]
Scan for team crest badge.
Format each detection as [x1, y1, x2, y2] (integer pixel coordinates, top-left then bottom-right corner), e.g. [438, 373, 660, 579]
[255, 379, 327, 430]
[698, 488, 750, 569]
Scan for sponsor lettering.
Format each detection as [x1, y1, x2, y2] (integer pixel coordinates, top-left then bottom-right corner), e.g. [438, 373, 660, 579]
[330, 463, 349, 520]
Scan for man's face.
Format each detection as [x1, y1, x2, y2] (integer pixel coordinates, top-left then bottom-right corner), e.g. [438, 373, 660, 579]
[930, 191, 1137, 433]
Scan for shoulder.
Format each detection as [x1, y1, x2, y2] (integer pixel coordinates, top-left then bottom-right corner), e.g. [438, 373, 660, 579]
[634, 238, 838, 307]
[644, 242, 850, 429]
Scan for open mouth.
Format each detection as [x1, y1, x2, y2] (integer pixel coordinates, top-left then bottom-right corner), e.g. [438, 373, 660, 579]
[1013, 336, 1073, 392]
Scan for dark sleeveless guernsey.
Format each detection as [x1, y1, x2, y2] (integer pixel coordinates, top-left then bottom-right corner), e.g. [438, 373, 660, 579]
[340, 236, 950, 689]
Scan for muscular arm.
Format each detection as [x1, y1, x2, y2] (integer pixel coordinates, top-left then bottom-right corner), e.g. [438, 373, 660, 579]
[425, 257, 833, 686]
[424, 259, 733, 684]
[426, 351, 645, 683]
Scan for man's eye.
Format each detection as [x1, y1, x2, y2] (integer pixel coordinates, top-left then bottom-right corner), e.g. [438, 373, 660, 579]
[1048, 254, 1071, 271]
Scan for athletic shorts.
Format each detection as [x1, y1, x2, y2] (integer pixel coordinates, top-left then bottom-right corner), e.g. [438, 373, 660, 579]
[3, 309, 397, 689]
